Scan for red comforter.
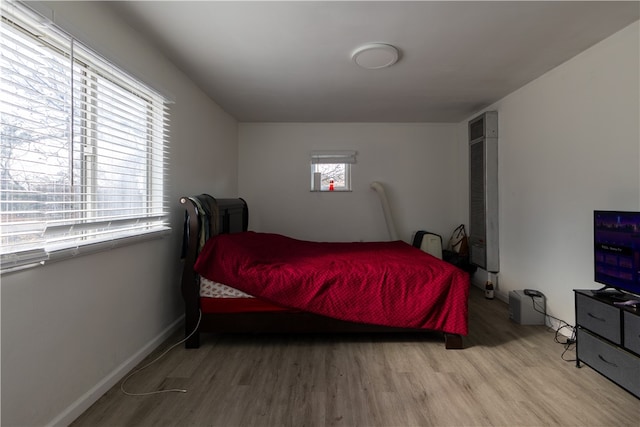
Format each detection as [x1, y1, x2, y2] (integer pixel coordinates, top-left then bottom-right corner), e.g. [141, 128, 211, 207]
[194, 232, 469, 335]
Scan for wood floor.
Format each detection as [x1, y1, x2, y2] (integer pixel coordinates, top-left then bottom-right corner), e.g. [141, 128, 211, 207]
[72, 286, 639, 426]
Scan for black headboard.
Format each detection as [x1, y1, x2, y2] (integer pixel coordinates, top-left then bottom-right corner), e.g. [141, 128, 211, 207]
[178, 194, 249, 347]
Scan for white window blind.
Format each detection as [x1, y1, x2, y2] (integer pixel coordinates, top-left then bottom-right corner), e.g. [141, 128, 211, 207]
[1, 1, 170, 272]
[310, 150, 357, 165]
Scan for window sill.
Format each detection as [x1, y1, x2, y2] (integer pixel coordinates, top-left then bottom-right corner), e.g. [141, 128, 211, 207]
[1, 228, 171, 275]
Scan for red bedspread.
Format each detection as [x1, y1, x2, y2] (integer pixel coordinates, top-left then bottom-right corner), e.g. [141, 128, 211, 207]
[194, 232, 469, 335]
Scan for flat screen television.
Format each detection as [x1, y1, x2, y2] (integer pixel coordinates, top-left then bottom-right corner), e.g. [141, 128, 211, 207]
[594, 210, 640, 297]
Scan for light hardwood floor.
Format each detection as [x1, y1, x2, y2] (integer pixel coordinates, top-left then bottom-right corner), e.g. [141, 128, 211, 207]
[72, 286, 638, 426]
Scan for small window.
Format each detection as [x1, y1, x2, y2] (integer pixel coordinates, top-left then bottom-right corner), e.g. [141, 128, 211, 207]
[310, 151, 356, 192]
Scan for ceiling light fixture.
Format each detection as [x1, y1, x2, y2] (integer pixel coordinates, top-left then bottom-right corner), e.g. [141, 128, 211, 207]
[351, 43, 399, 70]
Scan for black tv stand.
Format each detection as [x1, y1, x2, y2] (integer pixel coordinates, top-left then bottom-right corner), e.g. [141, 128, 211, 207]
[574, 290, 640, 398]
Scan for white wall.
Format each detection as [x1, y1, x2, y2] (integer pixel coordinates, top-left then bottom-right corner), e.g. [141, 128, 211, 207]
[1, 2, 238, 426]
[461, 22, 640, 329]
[239, 123, 464, 243]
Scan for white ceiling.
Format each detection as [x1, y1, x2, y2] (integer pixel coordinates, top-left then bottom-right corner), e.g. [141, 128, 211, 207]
[107, 1, 639, 123]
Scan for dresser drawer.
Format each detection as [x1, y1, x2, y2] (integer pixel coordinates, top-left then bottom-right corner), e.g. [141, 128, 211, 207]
[576, 293, 621, 344]
[578, 328, 640, 398]
[624, 311, 640, 355]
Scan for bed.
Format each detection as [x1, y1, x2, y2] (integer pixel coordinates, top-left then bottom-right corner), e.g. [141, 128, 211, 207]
[179, 194, 470, 349]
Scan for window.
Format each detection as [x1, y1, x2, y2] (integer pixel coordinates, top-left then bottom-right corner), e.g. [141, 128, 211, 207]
[1, 1, 170, 272]
[310, 150, 356, 192]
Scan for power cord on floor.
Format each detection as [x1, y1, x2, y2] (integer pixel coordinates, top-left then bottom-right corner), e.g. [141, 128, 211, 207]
[529, 295, 577, 362]
[121, 310, 202, 396]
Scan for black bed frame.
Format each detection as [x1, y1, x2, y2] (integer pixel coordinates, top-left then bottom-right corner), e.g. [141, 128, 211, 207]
[179, 194, 463, 349]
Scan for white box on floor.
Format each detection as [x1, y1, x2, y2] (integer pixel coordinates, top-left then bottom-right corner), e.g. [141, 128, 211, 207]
[509, 290, 546, 325]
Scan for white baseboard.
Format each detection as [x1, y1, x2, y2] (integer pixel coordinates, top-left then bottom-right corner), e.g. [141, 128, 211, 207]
[47, 315, 184, 427]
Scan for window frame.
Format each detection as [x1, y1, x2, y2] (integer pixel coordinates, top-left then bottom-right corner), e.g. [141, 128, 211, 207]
[0, 1, 170, 273]
[310, 150, 356, 192]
